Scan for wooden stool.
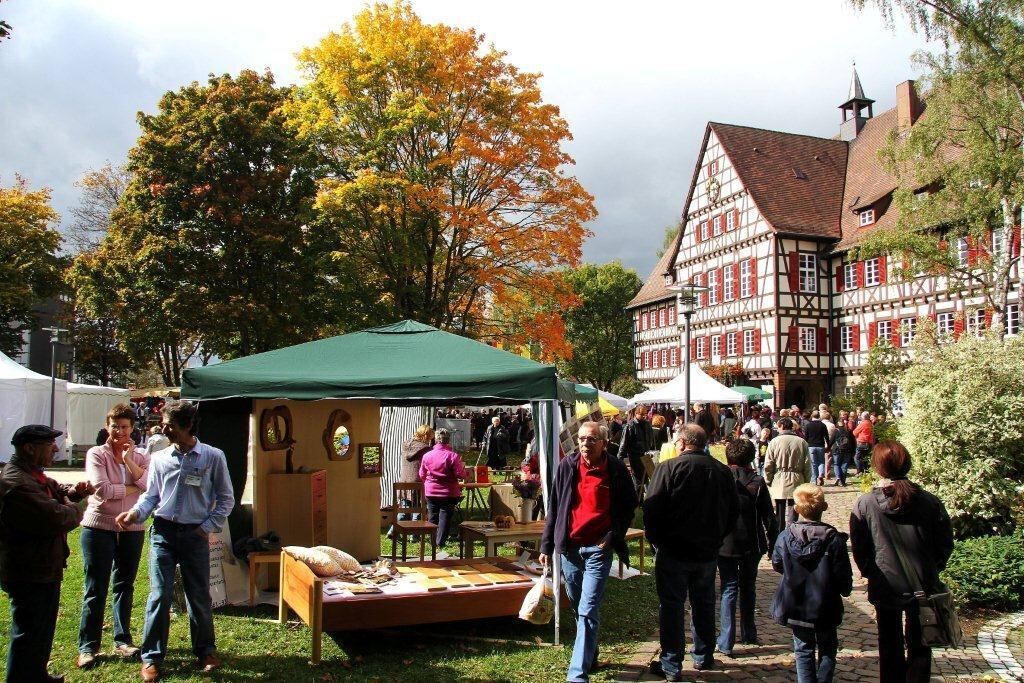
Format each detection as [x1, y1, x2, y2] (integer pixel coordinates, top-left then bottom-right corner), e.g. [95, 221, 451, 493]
[622, 529, 646, 578]
[249, 550, 283, 605]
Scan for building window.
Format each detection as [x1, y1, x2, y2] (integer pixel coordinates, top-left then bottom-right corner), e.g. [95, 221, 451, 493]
[661, 348, 668, 368]
[739, 259, 752, 298]
[877, 320, 892, 343]
[844, 263, 857, 289]
[642, 351, 650, 369]
[700, 221, 710, 241]
[713, 215, 723, 236]
[708, 269, 719, 305]
[799, 253, 817, 293]
[707, 159, 719, 176]
[957, 237, 970, 267]
[668, 306, 676, 326]
[799, 326, 816, 353]
[641, 312, 648, 331]
[859, 209, 875, 226]
[659, 307, 666, 327]
[901, 317, 917, 346]
[726, 332, 737, 356]
[670, 346, 678, 366]
[1007, 305, 1019, 336]
[967, 310, 985, 337]
[726, 210, 736, 231]
[723, 265, 735, 301]
[840, 326, 853, 352]
[697, 338, 707, 360]
[743, 329, 755, 354]
[993, 230, 1007, 259]
[711, 335, 721, 358]
[865, 257, 881, 286]
[937, 312, 955, 338]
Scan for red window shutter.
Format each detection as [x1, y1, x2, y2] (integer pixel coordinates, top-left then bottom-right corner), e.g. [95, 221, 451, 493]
[817, 327, 828, 354]
[700, 273, 709, 307]
[892, 318, 901, 347]
[867, 322, 877, 347]
[695, 222, 703, 244]
[855, 261, 865, 288]
[835, 265, 844, 292]
[754, 328, 762, 354]
[878, 255, 887, 285]
[732, 262, 740, 299]
[720, 333, 727, 355]
[852, 324, 861, 351]
[967, 236, 978, 265]
[716, 267, 724, 303]
[732, 208, 740, 230]
[831, 327, 840, 354]
[788, 325, 798, 352]
[953, 313, 964, 339]
[1013, 227, 1021, 258]
[984, 308, 993, 329]
[690, 338, 697, 360]
[788, 252, 799, 292]
[750, 257, 758, 296]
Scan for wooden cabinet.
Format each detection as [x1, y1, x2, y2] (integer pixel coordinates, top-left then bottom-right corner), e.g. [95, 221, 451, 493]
[267, 471, 327, 547]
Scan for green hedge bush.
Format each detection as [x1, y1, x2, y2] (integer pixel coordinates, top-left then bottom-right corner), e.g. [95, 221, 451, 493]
[942, 531, 1024, 610]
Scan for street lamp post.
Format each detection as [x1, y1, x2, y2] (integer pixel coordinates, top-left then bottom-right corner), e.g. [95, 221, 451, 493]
[664, 276, 709, 425]
[41, 327, 68, 428]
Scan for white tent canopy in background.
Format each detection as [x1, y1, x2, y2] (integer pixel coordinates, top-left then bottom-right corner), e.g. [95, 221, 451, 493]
[0, 351, 67, 463]
[584, 386, 629, 411]
[67, 382, 131, 453]
[628, 365, 748, 406]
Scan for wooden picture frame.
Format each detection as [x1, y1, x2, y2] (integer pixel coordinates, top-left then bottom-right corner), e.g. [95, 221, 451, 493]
[259, 406, 294, 452]
[358, 442, 382, 478]
[322, 408, 353, 461]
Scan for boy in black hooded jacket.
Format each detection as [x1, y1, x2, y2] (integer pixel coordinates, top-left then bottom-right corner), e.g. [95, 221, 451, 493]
[771, 484, 852, 683]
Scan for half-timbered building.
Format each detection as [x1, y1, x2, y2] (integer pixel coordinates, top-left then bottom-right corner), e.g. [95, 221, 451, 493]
[627, 71, 1022, 407]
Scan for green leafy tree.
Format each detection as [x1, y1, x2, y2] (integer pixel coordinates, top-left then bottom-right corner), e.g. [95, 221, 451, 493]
[839, 338, 909, 416]
[0, 177, 63, 356]
[611, 375, 645, 399]
[852, 1, 1024, 334]
[655, 223, 680, 258]
[900, 323, 1024, 537]
[286, 2, 596, 353]
[557, 262, 641, 391]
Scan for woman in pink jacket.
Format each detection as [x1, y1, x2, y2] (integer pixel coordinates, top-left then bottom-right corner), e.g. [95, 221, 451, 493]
[76, 403, 150, 669]
[418, 428, 468, 546]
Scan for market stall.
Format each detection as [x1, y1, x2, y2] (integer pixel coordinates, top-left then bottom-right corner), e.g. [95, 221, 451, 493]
[0, 351, 66, 462]
[628, 364, 747, 406]
[66, 382, 131, 460]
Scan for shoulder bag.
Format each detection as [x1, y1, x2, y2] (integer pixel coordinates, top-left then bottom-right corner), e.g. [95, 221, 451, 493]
[879, 515, 964, 648]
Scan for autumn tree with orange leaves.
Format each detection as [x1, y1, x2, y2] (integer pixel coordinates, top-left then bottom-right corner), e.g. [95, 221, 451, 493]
[287, 2, 595, 358]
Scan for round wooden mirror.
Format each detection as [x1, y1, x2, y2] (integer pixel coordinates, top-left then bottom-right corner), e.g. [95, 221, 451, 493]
[323, 408, 353, 460]
[259, 406, 294, 451]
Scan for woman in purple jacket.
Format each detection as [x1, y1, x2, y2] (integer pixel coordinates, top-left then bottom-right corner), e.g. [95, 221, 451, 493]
[418, 428, 468, 546]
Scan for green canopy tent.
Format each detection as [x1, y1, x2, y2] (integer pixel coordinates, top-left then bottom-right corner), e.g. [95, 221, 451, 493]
[731, 385, 773, 402]
[181, 320, 569, 641]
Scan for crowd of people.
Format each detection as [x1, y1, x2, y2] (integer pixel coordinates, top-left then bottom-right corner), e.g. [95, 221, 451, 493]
[0, 401, 233, 682]
[542, 404, 954, 683]
[433, 407, 533, 469]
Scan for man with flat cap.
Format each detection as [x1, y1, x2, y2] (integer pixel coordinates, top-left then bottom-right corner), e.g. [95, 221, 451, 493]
[0, 425, 94, 683]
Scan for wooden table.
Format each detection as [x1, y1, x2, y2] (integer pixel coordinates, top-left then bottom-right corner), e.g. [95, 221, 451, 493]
[461, 482, 491, 519]
[623, 528, 646, 577]
[459, 520, 546, 558]
[249, 550, 283, 605]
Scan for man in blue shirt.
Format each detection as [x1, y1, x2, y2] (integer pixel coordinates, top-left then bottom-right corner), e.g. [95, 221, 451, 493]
[116, 402, 234, 682]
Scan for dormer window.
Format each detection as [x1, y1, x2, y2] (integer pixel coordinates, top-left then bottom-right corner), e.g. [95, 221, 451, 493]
[859, 209, 875, 227]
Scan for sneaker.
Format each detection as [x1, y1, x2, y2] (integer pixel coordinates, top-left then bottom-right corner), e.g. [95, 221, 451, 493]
[716, 647, 733, 657]
[693, 659, 716, 671]
[648, 660, 684, 682]
[76, 652, 97, 669]
[113, 644, 141, 659]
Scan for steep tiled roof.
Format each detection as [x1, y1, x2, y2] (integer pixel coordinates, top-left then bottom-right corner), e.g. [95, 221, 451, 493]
[713, 123, 849, 238]
[626, 239, 678, 308]
[836, 107, 902, 251]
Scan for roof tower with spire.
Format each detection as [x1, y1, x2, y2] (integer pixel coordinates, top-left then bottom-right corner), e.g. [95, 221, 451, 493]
[839, 61, 875, 141]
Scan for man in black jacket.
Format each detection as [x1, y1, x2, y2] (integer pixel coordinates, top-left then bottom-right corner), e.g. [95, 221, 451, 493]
[540, 422, 637, 682]
[643, 424, 738, 679]
[803, 411, 832, 486]
[620, 406, 652, 494]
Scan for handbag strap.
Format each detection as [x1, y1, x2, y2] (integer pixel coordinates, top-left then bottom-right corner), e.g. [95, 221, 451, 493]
[877, 510, 928, 600]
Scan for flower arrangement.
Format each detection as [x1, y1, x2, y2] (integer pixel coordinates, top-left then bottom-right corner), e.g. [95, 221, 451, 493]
[511, 474, 541, 500]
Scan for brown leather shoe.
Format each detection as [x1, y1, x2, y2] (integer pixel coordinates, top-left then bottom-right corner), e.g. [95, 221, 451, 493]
[199, 653, 221, 672]
[140, 662, 160, 682]
[76, 652, 97, 669]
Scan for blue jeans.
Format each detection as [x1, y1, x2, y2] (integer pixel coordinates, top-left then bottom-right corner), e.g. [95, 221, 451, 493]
[832, 451, 849, 485]
[426, 496, 461, 545]
[855, 444, 872, 473]
[809, 447, 826, 481]
[4, 580, 61, 682]
[792, 625, 837, 683]
[79, 527, 146, 653]
[140, 518, 215, 664]
[560, 544, 613, 682]
[717, 553, 760, 652]
[655, 553, 717, 675]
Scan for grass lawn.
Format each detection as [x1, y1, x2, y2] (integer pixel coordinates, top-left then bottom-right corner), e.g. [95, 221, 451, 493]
[0, 521, 656, 682]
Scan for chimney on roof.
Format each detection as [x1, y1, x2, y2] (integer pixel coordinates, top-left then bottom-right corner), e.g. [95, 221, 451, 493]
[896, 80, 923, 130]
[838, 61, 875, 142]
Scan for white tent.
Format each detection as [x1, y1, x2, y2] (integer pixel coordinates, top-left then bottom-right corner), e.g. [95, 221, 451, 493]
[594, 387, 629, 411]
[628, 365, 747, 406]
[0, 351, 67, 463]
[67, 382, 131, 454]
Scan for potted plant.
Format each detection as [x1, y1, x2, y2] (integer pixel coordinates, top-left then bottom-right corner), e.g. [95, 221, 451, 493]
[511, 475, 541, 523]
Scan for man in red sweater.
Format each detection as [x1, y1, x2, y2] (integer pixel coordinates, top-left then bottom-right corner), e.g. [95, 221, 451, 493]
[852, 412, 875, 474]
[540, 422, 637, 682]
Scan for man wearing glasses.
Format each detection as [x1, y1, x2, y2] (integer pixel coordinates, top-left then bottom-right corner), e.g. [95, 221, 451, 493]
[540, 422, 638, 682]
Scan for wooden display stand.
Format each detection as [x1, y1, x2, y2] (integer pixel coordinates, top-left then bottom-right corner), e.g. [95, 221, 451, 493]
[266, 470, 327, 547]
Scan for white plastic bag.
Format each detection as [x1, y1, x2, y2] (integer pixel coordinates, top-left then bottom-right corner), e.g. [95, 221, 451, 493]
[518, 566, 555, 625]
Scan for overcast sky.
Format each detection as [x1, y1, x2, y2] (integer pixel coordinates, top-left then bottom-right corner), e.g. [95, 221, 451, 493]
[0, 0, 933, 279]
